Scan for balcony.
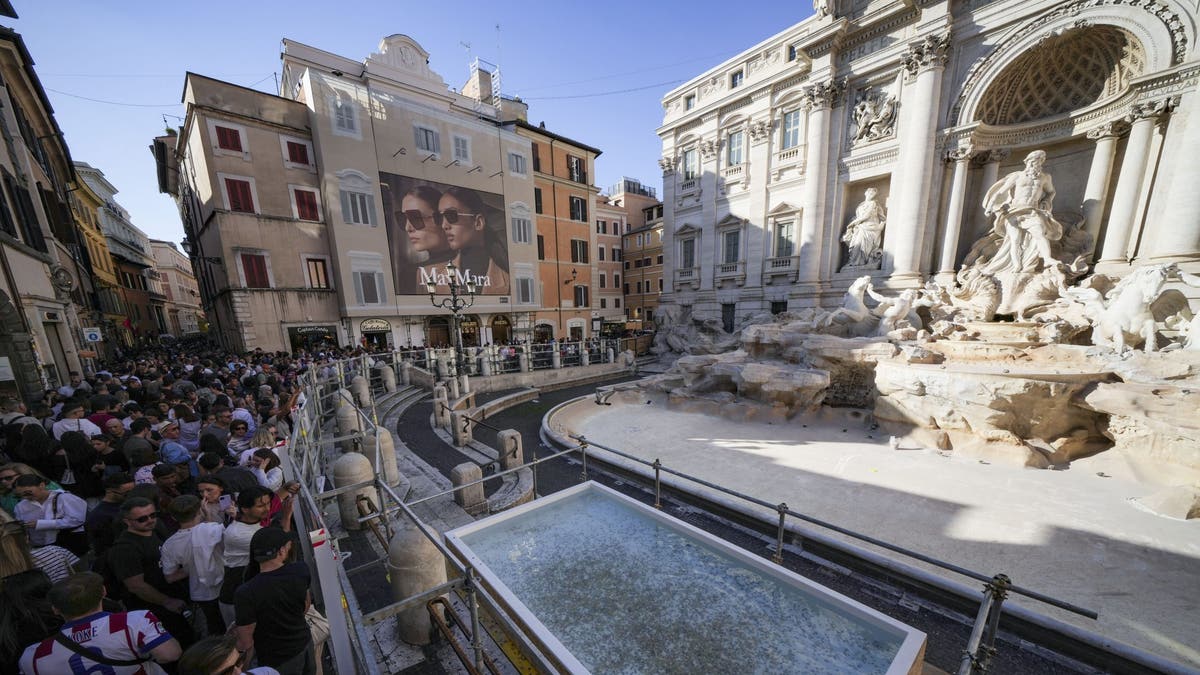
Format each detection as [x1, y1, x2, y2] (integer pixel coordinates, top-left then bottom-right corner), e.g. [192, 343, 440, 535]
[679, 178, 697, 192]
[722, 165, 743, 178]
[673, 266, 700, 290]
[714, 261, 746, 286]
[763, 255, 799, 284]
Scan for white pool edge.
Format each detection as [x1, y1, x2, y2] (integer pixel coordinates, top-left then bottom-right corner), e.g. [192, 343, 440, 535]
[445, 481, 927, 675]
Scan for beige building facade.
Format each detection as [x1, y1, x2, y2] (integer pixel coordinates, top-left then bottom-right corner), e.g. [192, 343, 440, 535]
[149, 239, 203, 337]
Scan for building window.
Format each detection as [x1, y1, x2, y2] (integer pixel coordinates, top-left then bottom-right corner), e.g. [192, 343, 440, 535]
[612, 247, 621, 261]
[722, 229, 740, 264]
[771, 300, 788, 315]
[642, 257, 651, 267]
[341, 190, 374, 225]
[730, 70, 744, 88]
[684, 94, 696, 110]
[774, 221, 795, 257]
[722, 303, 736, 333]
[531, 144, 541, 172]
[658, 278, 664, 292]
[534, 188, 543, 214]
[600, 298, 607, 309]
[292, 187, 321, 221]
[636, 281, 642, 294]
[782, 110, 802, 150]
[623, 283, 630, 294]
[284, 140, 310, 166]
[240, 252, 270, 288]
[508, 152, 527, 175]
[516, 277, 534, 304]
[353, 271, 385, 304]
[537, 234, 545, 260]
[452, 135, 471, 164]
[598, 245, 605, 261]
[569, 196, 587, 222]
[222, 176, 256, 213]
[414, 125, 440, 155]
[573, 284, 589, 307]
[680, 238, 696, 269]
[570, 239, 589, 263]
[727, 130, 744, 166]
[596, 219, 605, 234]
[656, 254, 663, 264]
[567, 155, 586, 184]
[599, 273, 606, 289]
[681, 148, 698, 181]
[511, 216, 532, 244]
[613, 273, 619, 287]
[787, 45, 797, 61]
[615, 298, 621, 308]
[215, 125, 243, 152]
[333, 95, 357, 136]
[636, 234, 643, 246]
[305, 257, 330, 289]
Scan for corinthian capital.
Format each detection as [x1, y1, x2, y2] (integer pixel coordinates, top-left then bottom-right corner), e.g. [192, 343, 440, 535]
[802, 79, 845, 110]
[659, 156, 677, 174]
[1086, 120, 1130, 141]
[1127, 96, 1179, 123]
[944, 144, 974, 163]
[903, 31, 951, 77]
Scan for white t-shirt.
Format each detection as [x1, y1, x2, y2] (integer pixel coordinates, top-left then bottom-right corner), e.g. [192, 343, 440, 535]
[161, 522, 225, 602]
[51, 416, 102, 440]
[222, 520, 261, 568]
[19, 609, 172, 675]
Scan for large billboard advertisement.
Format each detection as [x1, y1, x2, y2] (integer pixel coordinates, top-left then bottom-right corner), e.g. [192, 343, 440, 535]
[381, 173, 511, 296]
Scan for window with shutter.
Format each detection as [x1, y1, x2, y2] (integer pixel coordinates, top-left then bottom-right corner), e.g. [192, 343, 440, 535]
[334, 98, 356, 133]
[224, 178, 254, 213]
[354, 271, 384, 304]
[534, 188, 542, 214]
[340, 190, 375, 226]
[511, 217, 531, 244]
[516, 277, 534, 304]
[216, 126, 242, 152]
[536, 235, 545, 260]
[453, 136, 470, 163]
[294, 189, 319, 221]
[286, 141, 310, 165]
[508, 153, 527, 175]
[240, 253, 269, 288]
[415, 126, 440, 154]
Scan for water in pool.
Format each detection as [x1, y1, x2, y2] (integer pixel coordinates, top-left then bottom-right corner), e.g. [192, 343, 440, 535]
[460, 489, 904, 674]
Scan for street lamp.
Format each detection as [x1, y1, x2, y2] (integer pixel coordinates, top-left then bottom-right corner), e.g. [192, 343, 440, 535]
[426, 261, 477, 378]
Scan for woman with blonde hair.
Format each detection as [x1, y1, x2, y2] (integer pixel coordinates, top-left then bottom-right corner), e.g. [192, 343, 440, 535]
[0, 519, 78, 582]
[240, 426, 277, 467]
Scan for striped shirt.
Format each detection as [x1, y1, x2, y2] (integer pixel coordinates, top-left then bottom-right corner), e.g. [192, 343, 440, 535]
[30, 545, 78, 582]
[19, 610, 171, 674]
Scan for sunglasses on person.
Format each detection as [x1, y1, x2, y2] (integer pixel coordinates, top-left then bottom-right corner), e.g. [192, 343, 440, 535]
[400, 209, 478, 230]
[131, 512, 158, 523]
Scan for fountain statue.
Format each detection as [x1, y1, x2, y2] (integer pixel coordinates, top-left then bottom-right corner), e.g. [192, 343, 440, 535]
[841, 188, 887, 271]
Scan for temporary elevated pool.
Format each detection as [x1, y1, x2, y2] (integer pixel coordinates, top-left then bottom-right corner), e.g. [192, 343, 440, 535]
[445, 482, 926, 674]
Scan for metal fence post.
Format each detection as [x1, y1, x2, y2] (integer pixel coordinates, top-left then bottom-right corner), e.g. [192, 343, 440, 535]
[772, 502, 788, 564]
[958, 574, 1012, 675]
[653, 458, 663, 509]
[578, 436, 588, 481]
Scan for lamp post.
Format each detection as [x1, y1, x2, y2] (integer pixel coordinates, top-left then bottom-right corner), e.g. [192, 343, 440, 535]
[426, 261, 477, 378]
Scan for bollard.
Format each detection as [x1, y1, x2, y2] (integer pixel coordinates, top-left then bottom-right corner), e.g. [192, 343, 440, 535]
[450, 462, 486, 515]
[481, 356, 493, 377]
[432, 384, 450, 429]
[446, 376, 461, 401]
[335, 407, 363, 452]
[363, 430, 401, 486]
[387, 520, 448, 645]
[606, 348, 615, 363]
[451, 410, 474, 447]
[458, 373, 470, 395]
[350, 374, 371, 408]
[334, 388, 355, 410]
[551, 349, 561, 370]
[332, 452, 377, 532]
[497, 429, 523, 472]
[581, 349, 590, 367]
[435, 357, 448, 380]
[377, 364, 397, 393]
[518, 351, 530, 373]
[400, 361, 412, 386]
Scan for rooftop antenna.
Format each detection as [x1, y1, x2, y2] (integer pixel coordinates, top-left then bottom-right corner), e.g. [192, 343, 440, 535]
[493, 24, 502, 104]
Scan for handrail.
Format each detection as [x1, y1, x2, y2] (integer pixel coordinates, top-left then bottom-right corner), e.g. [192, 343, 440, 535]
[567, 432, 1099, 621]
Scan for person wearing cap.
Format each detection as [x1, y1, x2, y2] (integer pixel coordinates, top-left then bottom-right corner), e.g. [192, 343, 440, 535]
[51, 400, 102, 441]
[234, 526, 313, 674]
[158, 420, 196, 478]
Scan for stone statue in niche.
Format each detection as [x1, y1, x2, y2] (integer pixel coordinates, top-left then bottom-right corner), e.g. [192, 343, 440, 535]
[814, 0, 831, 17]
[841, 188, 886, 270]
[979, 150, 1064, 275]
[851, 92, 897, 145]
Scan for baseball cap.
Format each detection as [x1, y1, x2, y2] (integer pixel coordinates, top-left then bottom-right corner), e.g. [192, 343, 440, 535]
[249, 527, 291, 562]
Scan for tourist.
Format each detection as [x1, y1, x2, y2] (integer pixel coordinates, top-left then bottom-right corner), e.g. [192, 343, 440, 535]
[18, 572, 182, 674]
[85, 471, 135, 562]
[0, 519, 78, 582]
[158, 420, 195, 477]
[12, 473, 88, 555]
[106, 497, 194, 647]
[249, 448, 284, 491]
[235, 527, 314, 674]
[202, 405, 233, 445]
[173, 403, 203, 453]
[178, 633, 283, 675]
[93, 432, 131, 476]
[196, 475, 234, 525]
[51, 400, 103, 441]
[122, 401, 144, 431]
[59, 430, 103, 503]
[227, 419, 252, 456]
[0, 569, 58, 671]
[124, 418, 158, 461]
[231, 396, 258, 435]
[161, 495, 226, 637]
[9, 424, 61, 481]
[0, 463, 61, 516]
[198, 451, 259, 496]
[132, 447, 161, 485]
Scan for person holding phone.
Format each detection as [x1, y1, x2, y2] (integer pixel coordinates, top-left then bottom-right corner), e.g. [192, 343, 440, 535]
[196, 476, 234, 525]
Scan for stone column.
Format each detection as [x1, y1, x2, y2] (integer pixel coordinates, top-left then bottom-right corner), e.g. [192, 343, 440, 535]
[936, 145, 974, 279]
[889, 33, 952, 282]
[1148, 95, 1200, 261]
[1081, 121, 1127, 255]
[798, 79, 843, 283]
[1098, 100, 1171, 265]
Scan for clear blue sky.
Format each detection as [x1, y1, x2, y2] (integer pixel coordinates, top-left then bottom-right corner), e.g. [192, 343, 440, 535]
[9, 1, 813, 245]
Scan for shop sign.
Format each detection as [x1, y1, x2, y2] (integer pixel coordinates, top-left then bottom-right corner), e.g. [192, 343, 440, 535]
[360, 319, 391, 332]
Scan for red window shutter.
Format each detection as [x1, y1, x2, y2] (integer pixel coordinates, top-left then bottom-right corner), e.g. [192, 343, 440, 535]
[287, 141, 309, 165]
[216, 126, 242, 152]
[295, 189, 318, 221]
[242, 253, 268, 288]
[225, 178, 253, 213]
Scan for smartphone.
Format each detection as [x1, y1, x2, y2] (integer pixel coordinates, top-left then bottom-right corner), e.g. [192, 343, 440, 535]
[218, 495, 233, 511]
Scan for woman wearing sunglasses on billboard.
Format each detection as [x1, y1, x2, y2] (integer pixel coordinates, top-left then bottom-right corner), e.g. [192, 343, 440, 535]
[438, 186, 510, 295]
[399, 185, 455, 293]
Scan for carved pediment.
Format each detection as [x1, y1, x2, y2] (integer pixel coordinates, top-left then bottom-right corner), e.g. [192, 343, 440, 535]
[369, 35, 445, 87]
[768, 201, 800, 216]
[715, 213, 744, 228]
[675, 222, 702, 235]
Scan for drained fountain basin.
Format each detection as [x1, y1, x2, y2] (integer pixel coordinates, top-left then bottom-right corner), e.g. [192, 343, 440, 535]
[445, 482, 926, 674]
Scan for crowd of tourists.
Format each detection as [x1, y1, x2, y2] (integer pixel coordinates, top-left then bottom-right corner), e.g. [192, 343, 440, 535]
[0, 343, 366, 675]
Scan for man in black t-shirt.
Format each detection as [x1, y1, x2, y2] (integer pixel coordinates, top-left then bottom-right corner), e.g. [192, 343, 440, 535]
[85, 472, 134, 561]
[107, 496, 195, 648]
[234, 527, 314, 674]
